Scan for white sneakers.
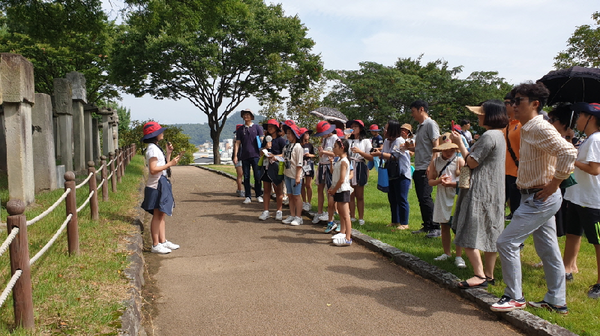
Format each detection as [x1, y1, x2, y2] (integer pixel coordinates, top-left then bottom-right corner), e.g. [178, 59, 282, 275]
[455, 256, 467, 268]
[243, 197, 251, 204]
[290, 217, 303, 226]
[259, 210, 269, 220]
[302, 202, 311, 211]
[319, 212, 329, 221]
[275, 210, 283, 221]
[434, 253, 451, 261]
[282, 216, 295, 224]
[358, 219, 365, 226]
[151, 241, 180, 254]
[312, 214, 323, 224]
[257, 196, 264, 203]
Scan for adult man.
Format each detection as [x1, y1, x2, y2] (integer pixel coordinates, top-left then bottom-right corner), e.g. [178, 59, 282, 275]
[492, 82, 576, 314]
[233, 109, 264, 204]
[460, 119, 473, 145]
[503, 93, 521, 220]
[408, 100, 440, 237]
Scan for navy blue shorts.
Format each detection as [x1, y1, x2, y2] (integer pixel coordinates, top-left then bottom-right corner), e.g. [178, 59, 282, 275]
[141, 175, 175, 216]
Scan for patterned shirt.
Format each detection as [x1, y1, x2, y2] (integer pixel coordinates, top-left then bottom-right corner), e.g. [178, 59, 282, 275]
[516, 115, 577, 189]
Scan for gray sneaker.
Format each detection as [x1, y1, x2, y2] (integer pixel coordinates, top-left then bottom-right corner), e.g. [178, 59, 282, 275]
[588, 284, 600, 299]
[425, 229, 441, 238]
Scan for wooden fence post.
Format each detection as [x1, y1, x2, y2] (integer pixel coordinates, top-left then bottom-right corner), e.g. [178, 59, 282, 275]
[88, 161, 99, 221]
[6, 200, 34, 329]
[125, 145, 130, 167]
[64, 172, 79, 255]
[119, 148, 125, 179]
[116, 149, 122, 183]
[100, 155, 108, 201]
[109, 152, 117, 193]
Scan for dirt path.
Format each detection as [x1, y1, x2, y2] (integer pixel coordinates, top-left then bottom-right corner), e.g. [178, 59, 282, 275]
[143, 166, 521, 336]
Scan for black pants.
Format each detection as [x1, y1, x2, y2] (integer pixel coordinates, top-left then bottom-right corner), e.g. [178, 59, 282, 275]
[413, 170, 438, 231]
[505, 175, 521, 215]
[242, 157, 263, 198]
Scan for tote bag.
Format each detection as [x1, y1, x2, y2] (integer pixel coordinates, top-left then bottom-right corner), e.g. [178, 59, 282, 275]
[377, 160, 389, 193]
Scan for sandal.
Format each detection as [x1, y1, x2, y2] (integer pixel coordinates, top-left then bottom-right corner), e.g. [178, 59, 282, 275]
[486, 276, 495, 286]
[458, 275, 488, 289]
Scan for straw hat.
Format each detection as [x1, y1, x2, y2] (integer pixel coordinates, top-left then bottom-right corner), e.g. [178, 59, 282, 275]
[433, 142, 459, 152]
[466, 105, 485, 115]
[400, 123, 413, 135]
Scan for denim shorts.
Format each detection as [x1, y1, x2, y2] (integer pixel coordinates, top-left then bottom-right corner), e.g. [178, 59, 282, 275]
[284, 176, 302, 196]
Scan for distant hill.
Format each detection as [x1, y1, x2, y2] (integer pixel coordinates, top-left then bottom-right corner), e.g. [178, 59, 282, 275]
[171, 111, 264, 145]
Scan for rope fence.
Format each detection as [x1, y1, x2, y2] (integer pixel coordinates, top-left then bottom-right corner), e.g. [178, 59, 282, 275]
[0, 144, 137, 329]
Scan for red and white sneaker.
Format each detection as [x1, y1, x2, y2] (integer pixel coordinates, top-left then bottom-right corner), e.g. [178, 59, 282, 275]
[490, 295, 526, 312]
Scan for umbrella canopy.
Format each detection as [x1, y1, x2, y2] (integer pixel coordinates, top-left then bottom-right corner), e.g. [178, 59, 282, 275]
[309, 107, 348, 129]
[538, 66, 600, 105]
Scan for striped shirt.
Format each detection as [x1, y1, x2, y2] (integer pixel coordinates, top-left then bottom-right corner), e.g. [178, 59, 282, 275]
[516, 115, 577, 189]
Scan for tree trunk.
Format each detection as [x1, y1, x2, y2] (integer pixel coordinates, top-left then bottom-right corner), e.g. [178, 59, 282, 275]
[208, 112, 224, 165]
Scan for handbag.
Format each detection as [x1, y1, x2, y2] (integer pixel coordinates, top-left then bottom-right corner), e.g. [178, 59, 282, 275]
[385, 156, 400, 180]
[458, 166, 471, 189]
[377, 160, 389, 192]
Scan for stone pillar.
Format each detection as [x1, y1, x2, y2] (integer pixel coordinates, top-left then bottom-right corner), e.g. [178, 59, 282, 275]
[53, 78, 73, 172]
[92, 118, 100, 165]
[0, 107, 6, 172]
[1, 53, 36, 204]
[112, 112, 120, 149]
[83, 103, 98, 164]
[32, 93, 57, 192]
[98, 107, 114, 156]
[66, 72, 86, 172]
[52, 111, 60, 161]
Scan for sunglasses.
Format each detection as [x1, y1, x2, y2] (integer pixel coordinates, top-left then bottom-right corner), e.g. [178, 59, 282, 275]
[513, 96, 538, 106]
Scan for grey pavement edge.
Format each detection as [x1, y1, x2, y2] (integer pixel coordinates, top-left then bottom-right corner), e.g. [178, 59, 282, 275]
[197, 165, 577, 336]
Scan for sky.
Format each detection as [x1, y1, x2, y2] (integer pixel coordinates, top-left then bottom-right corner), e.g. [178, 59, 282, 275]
[102, 0, 599, 125]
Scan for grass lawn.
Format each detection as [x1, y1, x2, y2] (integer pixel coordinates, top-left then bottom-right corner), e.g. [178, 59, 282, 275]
[207, 163, 600, 335]
[0, 156, 145, 335]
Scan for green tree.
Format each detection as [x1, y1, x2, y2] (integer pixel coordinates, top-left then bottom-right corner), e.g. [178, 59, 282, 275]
[555, 11, 600, 69]
[102, 100, 132, 137]
[324, 56, 511, 132]
[120, 120, 197, 165]
[0, 0, 118, 102]
[110, 0, 322, 164]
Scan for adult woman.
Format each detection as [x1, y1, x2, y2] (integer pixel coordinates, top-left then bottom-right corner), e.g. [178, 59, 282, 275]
[372, 120, 411, 229]
[451, 100, 508, 288]
[258, 119, 287, 221]
[300, 128, 316, 211]
[346, 120, 374, 225]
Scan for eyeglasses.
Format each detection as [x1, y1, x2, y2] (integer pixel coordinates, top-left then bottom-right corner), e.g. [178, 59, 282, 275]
[513, 97, 538, 106]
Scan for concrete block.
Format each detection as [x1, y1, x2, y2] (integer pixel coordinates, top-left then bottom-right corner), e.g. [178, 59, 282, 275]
[58, 114, 73, 172]
[66, 71, 87, 104]
[0, 53, 35, 104]
[56, 165, 65, 188]
[72, 101, 86, 172]
[4, 102, 35, 204]
[92, 118, 100, 164]
[52, 78, 72, 115]
[32, 93, 57, 191]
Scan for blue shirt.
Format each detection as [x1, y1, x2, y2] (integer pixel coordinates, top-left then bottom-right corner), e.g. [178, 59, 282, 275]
[236, 124, 264, 160]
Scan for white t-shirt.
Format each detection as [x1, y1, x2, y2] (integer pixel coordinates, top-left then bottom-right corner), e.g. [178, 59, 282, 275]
[564, 132, 600, 209]
[319, 134, 339, 164]
[284, 142, 305, 179]
[145, 143, 167, 189]
[348, 138, 372, 161]
[332, 157, 352, 193]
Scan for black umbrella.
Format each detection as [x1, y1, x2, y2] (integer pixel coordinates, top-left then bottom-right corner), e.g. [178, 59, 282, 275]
[309, 107, 348, 129]
[538, 66, 600, 105]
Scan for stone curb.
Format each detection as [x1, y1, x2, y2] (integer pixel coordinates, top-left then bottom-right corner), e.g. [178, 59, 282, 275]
[119, 180, 148, 336]
[197, 165, 577, 336]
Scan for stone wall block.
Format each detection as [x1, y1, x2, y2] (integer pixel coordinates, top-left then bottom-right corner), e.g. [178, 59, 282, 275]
[52, 79, 72, 115]
[0, 53, 35, 104]
[66, 71, 86, 104]
[32, 93, 57, 191]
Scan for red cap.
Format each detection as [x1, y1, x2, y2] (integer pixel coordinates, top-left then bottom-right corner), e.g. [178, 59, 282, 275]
[335, 128, 344, 137]
[142, 121, 166, 141]
[263, 119, 280, 129]
[369, 124, 380, 131]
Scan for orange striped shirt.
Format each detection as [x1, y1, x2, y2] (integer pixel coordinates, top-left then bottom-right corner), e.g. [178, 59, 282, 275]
[516, 115, 577, 189]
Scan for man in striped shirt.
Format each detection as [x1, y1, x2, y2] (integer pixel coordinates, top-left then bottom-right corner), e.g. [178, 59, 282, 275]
[491, 82, 577, 314]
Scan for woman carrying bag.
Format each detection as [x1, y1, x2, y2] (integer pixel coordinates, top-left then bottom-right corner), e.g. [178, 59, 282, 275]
[372, 120, 412, 230]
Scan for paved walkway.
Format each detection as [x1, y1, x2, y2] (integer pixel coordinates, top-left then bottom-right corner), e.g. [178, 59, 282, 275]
[144, 166, 522, 336]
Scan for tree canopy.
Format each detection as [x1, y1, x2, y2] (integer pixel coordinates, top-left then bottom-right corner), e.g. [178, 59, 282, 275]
[554, 11, 600, 69]
[110, 0, 322, 163]
[0, 0, 118, 103]
[323, 56, 512, 133]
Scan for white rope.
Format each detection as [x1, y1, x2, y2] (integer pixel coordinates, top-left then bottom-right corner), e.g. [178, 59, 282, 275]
[107, 171, 114, 181]
[29, 214, 72, 266]
[0, 270, 22, 309]
[26, 188, 72, 226]
[0, 228, 19, 258]
[107, 159, 115, 166]
[75, 172, 94, 189]
[96, 178, 105, 191]
[97, 163, 106, 171]
[76, 190, 95, 213]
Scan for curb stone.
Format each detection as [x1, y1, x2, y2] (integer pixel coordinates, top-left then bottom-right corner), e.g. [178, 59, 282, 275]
[198, 165, 577, 336]
[119, 181, 148, 336]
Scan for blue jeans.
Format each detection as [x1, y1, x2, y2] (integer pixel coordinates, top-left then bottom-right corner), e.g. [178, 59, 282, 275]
[242, 157, 262, 198]
[388, 176, 411, 225]
[496, 190, 565, 305]
[284, 176, 302, 196]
